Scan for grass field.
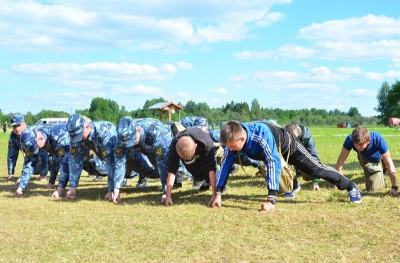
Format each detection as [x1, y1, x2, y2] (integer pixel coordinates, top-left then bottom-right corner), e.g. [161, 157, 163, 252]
[0, 126, 399, 263]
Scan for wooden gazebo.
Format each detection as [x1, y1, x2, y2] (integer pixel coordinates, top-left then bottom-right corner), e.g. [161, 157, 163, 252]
[147, 101, 183, 122]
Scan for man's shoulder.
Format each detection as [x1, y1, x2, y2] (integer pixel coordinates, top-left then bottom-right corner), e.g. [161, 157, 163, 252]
[370, 132, 386, 143]
[178, 127, 212, 143]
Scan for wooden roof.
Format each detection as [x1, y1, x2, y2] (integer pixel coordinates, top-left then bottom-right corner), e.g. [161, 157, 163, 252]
[147, 101, 183, 122]
[147, 102, 183, 111]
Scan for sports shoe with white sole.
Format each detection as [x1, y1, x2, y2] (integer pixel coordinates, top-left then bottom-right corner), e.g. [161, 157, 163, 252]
[283, 184, 301, 199]
[192, 180, 204, 190]
[229, 164, 239, 175]
[136, 177, 148, 188]
[93, 176, 104, 182]
[348, 185, 362, 203]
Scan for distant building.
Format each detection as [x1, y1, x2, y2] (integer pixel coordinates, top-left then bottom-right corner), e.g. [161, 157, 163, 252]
[147, 101, 183, 122]
[388, 118, 400, 127]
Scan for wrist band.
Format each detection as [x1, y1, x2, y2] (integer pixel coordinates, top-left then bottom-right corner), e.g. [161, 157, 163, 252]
[216, 192, 222, 196]
[391, 186, 398, 191]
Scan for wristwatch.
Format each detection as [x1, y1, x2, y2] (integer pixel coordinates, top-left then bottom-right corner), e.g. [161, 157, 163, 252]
[392, 186, 398, 191]
[266, 198, 277, 205]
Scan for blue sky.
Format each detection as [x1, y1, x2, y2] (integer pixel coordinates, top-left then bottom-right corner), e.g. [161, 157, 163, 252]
[1, 0, 400, 117]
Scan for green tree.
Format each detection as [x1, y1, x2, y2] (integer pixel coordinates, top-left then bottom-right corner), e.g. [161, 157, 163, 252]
[89, 97, 120, 124]
[374, 81, 391, 124]
[347, 107, 361, 117]
[250, 99, 261, 120]
[389, 81, 400, 119]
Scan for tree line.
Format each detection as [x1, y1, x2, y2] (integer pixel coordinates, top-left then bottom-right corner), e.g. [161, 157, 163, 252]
[375, 80, 400, 125]
[4, 85, 395, 128]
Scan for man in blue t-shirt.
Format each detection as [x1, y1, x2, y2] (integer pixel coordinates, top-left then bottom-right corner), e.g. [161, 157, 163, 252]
[336, 127, 397, 195]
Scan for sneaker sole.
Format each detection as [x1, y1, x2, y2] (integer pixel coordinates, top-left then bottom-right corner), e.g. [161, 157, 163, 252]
[283, 195, 295, 199]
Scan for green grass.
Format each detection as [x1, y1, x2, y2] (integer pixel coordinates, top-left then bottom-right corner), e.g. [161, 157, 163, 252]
[1, 126, 400, 263]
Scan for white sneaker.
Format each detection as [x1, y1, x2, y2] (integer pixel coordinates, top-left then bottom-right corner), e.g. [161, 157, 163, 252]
[136, 177, 148, 188]
[93, 176, 104, 182]
[283, 184, 301, 199]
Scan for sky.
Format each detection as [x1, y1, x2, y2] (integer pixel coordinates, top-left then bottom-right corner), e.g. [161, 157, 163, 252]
[1, 0, 400, 117]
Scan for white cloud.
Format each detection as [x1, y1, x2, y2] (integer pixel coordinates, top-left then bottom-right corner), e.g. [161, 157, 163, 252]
[0, 0, 290, 52]
[315, 40, 400, 60]
[345, 89, 376, 97]
[213, 88, 228, 94]
[299, 62, 310, 68]
[335, 67, 363, 75]
[234, 44, 315, 60]
[364, 72, 385, 81]
[177, 61, 193, 70]
[234, 14, 400, 62]
[309, 66, 331, 75]
[234, 50, 275, 60]
[365, 70, 400, 81]
[254, 12, 285, 27]
[249, 66, 355, 90]
[110, 84, 164, 95]
[392, 58, 400, 68]
[276, 44, 315, 59]
[298, 15, 400, 42]
[10, 62, 183, 88]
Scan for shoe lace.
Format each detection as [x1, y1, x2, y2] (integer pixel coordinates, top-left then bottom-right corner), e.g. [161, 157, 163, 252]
[349, 188, 361, 198]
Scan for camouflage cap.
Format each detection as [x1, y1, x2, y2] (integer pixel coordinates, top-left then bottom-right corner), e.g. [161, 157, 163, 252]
[180, 117, 208, 129]
[11, 113, 25, 126]
[117, 116, 137, 147]
[66, 113, 86, 143]
[20, 127, 39, 156]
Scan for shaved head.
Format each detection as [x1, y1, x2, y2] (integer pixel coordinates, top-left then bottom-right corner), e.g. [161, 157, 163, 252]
[176, 136, 196, 160]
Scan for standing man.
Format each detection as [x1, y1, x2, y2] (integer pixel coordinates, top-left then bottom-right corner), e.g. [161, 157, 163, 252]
[7, 113, 49, 182]
[3, 120, 7, 133]
[336, 127, 397, 195]
[285, 123, 321, 197]
[210, 121, 362, 211]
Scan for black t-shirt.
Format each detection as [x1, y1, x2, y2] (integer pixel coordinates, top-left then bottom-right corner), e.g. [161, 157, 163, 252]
[167, 127, 216, 178]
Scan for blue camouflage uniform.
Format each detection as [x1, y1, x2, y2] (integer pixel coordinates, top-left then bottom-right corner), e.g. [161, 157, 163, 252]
[19, 124, 69, 189]
[67, 114, 117, 190]
[113, 117, 172, 192]
[8, 128, 49, 182]
[180, 116, 262, 169]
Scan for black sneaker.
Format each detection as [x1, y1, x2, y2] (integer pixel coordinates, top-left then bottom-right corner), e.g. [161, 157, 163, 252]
[192, 180, 204, 190]
[174, 171, 184, 188]
[229, 164, 239, 175]
[136, 177, 148, 188]
[199, 181, 210, 191]
[173, 182, 183, 188]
